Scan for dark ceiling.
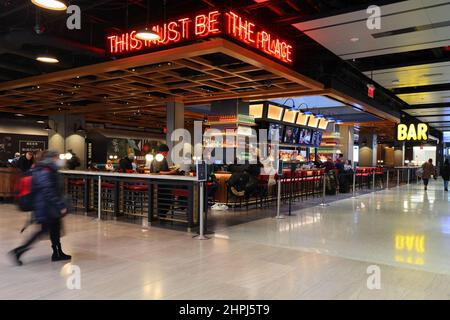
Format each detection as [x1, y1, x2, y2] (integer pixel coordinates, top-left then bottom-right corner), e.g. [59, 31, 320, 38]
[0, 0, 403, 82]
[0, 0, 444, 138]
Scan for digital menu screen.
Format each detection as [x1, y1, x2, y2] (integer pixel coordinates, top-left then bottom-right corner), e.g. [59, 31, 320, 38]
[268, 123, 284, 142]
[298, 128, 312, 145]
[311, 130, 323, 146]
[283, 126, 300, 144]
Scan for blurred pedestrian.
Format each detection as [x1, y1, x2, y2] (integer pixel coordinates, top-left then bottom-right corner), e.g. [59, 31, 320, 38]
[9, 150, 71, 266]
[440, 159, 450, 191]
[422, 158, 437, 191]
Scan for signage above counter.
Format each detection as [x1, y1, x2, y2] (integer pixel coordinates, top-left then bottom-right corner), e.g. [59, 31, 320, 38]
[106, 9, 293, 64]
[396, 123, 428, 142]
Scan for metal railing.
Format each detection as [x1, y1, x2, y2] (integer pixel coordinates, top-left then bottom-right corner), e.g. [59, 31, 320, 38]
[62, 172, 203, 232]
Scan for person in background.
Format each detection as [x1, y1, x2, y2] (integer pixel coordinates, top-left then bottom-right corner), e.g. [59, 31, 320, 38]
[440, 159, 450, 191]
[119, 153, 135, 172]
[335, 154, 345, 172]
[105, 160, 115, 172]
[11, 152, 21, 167]
[9, 150, 71, 265]
[16, 152, 34, 173]
[344, 160, 353, 172]
[321, 157, 336, 173]
[150, 144, 177, 175]
[422, 158, 437, 191]
[66, 149, 81, 170]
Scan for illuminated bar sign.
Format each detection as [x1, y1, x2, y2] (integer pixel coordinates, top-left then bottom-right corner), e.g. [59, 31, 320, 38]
[107, 9, 293, 64]
[396, 123, 428, 141]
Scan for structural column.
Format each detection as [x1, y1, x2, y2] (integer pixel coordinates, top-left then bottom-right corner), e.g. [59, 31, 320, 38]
[340, 125, 354, 162]
[48, 114, 86, 168]
[358, 129, 377, 167]
[166, 100, 185, 165]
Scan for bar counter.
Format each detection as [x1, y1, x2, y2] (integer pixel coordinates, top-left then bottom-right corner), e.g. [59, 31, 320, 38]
[60, 170, 202, 231]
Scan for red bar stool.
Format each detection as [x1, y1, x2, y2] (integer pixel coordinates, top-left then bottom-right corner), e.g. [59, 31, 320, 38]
[68, 178, 86, 211]
[123, 181, 148, 218]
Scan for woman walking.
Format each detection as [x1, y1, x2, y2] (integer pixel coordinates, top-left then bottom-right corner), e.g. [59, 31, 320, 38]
[441, 159, 450, 191]
[9, 150, 71, 265]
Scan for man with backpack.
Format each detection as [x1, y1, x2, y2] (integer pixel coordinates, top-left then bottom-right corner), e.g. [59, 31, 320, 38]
[9, 150, 71, 266]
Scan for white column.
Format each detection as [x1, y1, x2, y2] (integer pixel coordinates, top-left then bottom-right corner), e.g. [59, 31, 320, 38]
[48, 114, 86, 168]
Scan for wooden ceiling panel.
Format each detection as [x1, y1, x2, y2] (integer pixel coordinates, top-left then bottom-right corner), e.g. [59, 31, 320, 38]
[0, 39, 324, 126]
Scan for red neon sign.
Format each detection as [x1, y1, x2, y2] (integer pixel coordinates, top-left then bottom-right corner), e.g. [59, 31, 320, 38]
[106, 9, 293, 64]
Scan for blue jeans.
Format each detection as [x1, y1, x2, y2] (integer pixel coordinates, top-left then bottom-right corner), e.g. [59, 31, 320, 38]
[445, 180, 449, 189]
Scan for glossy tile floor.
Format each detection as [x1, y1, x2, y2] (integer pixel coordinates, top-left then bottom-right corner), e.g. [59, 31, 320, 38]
[1, 182, 450, 299]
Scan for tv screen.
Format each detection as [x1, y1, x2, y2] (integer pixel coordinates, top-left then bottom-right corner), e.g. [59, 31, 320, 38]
[311, 130, 323, 146]
[268, 123, 283, 142]
[283, 126, 299, 144]
[298, 128, 312, 145]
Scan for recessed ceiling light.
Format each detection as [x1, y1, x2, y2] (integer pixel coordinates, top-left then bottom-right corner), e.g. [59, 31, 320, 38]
[350, 37, 359, 42]
[31, 0, 67, 11]
[392, 79, 400, 84]
[36, 54, 59, 63]
[15, 113, 24, 117]
[36, 120, 45, 124]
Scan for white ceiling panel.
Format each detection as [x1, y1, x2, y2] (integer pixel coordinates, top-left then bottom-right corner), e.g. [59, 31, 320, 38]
[397, 90, 450, 104]
[364, 61, 450, 89]
[405, 107, 450, 116]
[417, 115, 450, 122]
[293, 0, 450, 60]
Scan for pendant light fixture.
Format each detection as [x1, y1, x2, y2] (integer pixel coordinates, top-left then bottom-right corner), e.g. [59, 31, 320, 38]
[31, 0, 68, 11]
[136, 0, 160, 41]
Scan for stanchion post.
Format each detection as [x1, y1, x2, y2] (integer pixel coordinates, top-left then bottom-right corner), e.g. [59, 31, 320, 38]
[194, 161, 209, 240]
[386, 170, 389, 189]
[397, 169, 400, 187]
[372, 170, 376, 189]
[275, 160, 285, 219]
[319, 173, 329, 207]
[352, 171, 358, 199]
[275, 177, 285, 219]
[97, 175, 101, 220]
[407, 168, 410, 185]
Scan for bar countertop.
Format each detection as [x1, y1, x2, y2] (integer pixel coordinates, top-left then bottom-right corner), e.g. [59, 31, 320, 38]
[60, 170, 199, 182]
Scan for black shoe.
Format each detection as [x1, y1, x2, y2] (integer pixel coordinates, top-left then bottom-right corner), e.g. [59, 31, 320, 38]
[8, 247, 30, 266]
[445, 188, 448, 192]
[51, 244, 71, 262]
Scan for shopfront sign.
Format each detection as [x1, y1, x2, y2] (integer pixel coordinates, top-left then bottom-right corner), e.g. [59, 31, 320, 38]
[19, 140, 46, 154]
[106, 9, 293, 64]
[396, 123, 428, 141]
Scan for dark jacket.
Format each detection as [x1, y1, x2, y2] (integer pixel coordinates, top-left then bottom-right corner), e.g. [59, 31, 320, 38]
[32, 160, 66, 223]
[441, 164, 450, 181]
[16, 156, 33, 173]
[119, 157, 133, 172]
[67, 155, 81, 170]
[422, 162, 436, 179]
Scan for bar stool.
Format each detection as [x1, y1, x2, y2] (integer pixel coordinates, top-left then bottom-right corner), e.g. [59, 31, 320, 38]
[123, 181, 148, 218]
[68, 178, 86, 212]
[93, 180, 117, 218]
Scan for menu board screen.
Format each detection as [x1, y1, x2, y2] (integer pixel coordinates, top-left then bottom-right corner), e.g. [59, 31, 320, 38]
[310, 130, 323, 146]
[283, 126, 300, 144]
[298, 128, 312, 145]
